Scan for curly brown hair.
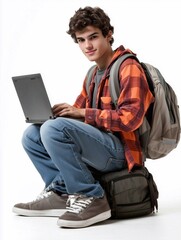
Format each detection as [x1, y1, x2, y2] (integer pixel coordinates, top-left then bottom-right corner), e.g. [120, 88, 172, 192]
[67, 6, 114, 45]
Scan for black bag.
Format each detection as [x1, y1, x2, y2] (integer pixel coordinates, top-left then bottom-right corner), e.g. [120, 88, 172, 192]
[99, 166, 159, 219]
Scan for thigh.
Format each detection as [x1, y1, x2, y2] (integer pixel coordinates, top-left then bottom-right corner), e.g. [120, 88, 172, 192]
[48, 117, 126, 173]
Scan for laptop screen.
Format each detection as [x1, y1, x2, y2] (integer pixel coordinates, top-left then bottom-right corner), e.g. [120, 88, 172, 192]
[12, 73, 54, 123]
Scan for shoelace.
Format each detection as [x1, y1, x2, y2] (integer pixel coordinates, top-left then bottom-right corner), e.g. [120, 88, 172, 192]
[66, 195, 94, 214]
[34, 190, 52, 201]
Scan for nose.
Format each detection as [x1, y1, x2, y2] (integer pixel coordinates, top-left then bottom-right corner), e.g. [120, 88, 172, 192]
[85, 39, 92, 49]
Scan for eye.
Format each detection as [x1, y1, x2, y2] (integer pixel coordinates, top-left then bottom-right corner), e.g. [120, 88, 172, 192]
[77, 38, 84, 43]
[89, 35, 98, 40]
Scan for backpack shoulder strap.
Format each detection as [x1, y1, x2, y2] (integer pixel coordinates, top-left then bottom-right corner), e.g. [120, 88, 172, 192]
[85, 65, 96, 96]
[86, 53, 137, 103]
[109, 53, 138, 107]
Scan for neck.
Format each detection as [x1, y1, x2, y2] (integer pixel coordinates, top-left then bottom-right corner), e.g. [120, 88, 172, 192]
[96, 48, 114, 70]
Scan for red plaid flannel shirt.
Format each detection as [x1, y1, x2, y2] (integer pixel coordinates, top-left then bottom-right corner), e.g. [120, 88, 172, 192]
[73, 45, 154, 171]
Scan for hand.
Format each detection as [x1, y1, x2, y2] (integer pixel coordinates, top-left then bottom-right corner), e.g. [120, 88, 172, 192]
[52, 103, 85, 119]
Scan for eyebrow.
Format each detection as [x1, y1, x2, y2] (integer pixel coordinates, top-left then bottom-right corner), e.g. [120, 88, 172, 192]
[76, 32, 99, 41]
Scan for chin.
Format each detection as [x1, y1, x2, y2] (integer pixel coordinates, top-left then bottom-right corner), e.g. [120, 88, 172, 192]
[87, 56, 98, 62]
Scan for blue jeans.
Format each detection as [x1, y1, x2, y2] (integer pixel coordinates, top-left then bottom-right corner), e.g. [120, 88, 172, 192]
[22, 117, 126, 197]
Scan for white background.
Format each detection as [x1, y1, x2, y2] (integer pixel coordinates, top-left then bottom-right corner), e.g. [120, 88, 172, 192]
[0, 0, 181, 239]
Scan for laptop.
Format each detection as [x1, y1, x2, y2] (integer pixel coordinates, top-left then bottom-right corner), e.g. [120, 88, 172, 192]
[12, 73, 55, 123]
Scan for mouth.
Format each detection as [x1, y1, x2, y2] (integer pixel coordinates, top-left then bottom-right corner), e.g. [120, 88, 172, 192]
[85, 49, 96, 56]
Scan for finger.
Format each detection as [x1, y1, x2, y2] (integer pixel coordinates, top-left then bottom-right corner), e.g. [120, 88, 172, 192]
[53, 103, 69, 109]
[52, 103, 68, 114]
[58, 108, 70, 117]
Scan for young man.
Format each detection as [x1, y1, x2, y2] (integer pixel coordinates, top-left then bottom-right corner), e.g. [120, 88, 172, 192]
[13, 7, 154, 228]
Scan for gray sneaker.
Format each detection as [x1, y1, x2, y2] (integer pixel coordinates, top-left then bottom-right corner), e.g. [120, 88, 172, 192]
[57, 194, 111, 228]
[12, 190, 67, 217]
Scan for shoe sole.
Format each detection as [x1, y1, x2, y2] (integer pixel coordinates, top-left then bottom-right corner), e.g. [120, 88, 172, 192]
[57, 210, 111, 228]
[12, 207, 66, 217]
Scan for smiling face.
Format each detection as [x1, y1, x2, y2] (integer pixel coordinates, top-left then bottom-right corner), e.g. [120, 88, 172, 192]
[75, 26, 114, 69]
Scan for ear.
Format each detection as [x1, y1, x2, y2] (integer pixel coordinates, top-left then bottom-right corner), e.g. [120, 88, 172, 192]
[107, 30, 113, 42]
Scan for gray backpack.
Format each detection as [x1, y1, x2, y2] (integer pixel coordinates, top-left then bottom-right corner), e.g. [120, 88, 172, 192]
[86, 53, 181, 159]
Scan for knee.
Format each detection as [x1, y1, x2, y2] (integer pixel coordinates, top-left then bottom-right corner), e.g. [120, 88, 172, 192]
[40, 120, 53, 139]
[22, 124, 41, 148]
[40, 119, 60, 143]
[40, 118, 70, 144]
